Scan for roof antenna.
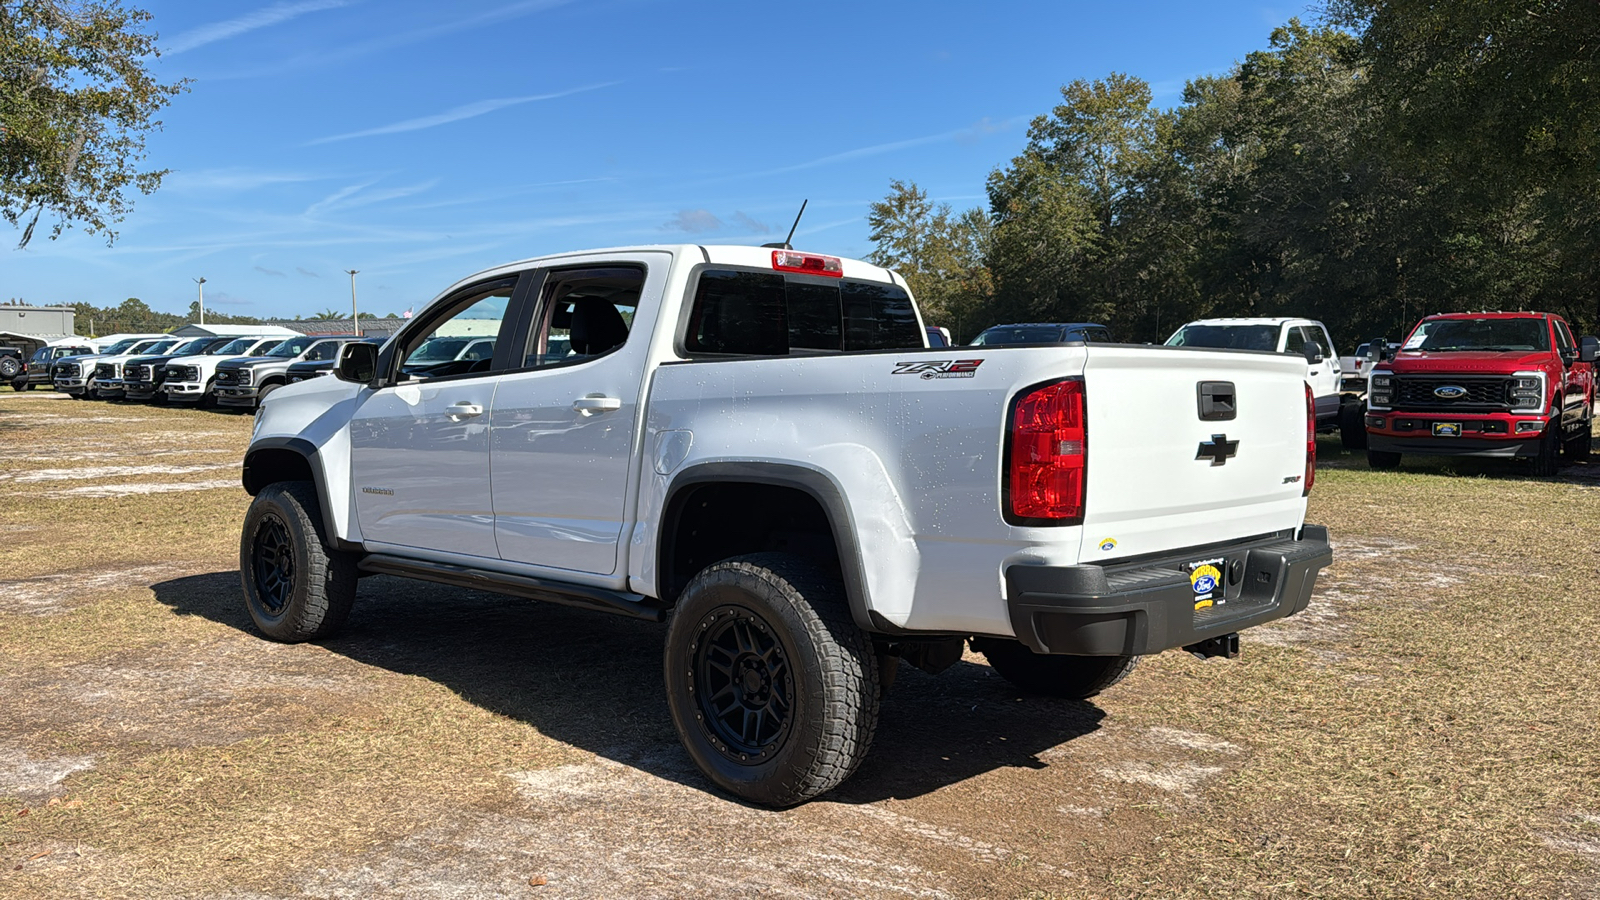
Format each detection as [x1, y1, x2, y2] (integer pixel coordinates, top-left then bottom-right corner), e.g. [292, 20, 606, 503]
[761, 199, 808, 250]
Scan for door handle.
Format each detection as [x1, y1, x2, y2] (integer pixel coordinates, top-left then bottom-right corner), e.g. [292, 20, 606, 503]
[573, 395, 622, 415]
[446, 401, 483, 420]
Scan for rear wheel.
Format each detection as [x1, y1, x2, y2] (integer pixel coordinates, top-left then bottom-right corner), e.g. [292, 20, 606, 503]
[664, 552, 879, 807]
[1564, 416, 1593, 463]
[1338, 402, 1367, 450]
[973, 638, 1138, 699]
[239, 481, 357, 642]
[1532, 422, 1562, 476]
[1367, 449, 1401, 470]
[10, 377, 28, 391]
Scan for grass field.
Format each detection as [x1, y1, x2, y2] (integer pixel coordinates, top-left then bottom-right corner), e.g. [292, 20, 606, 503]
[2, 390, 1597, 899]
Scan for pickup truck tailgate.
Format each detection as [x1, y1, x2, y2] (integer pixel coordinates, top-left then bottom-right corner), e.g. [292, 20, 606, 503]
[1079, 346, 1310, 561]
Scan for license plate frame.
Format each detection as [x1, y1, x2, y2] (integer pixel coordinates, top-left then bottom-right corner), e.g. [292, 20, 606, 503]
[1432, 422, 1463, 437]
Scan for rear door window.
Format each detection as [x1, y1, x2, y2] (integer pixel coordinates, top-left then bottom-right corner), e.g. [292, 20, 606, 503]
[685, 269, 921, 356]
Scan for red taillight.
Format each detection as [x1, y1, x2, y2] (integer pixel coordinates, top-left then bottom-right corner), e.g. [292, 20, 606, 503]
[772, 250, 843, 277]
[1304, 382, 1316, 496]
[1007, 379, 1086, 523]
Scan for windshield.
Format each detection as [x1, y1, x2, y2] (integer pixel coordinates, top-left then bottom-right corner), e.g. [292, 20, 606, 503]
[409, 337, 472, 362]
[249, 340, 283, 356]
[1404, 318, 1550, 352]
[100, 339, 138, 355]
[168, 338, 213, 356]
[302, 340, 345, 362]
[214, 338, 255, 355]
[1166, 324, 1281, 351]
[972, 325, 1066, 345]
[266, 336, 317, 358]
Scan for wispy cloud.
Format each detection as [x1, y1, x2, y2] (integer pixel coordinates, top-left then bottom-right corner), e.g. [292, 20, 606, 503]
[731, 211, 769, 233]
[223, 0, 575, 78]
[663, 209, 722, 233]
[297, 267, 321, 277]
[304, 178, 438, 216]
[691, 116, 1026, 188]
[167, 0, 352, 55]
[166, 168, 328, 192]
[305, 83, 616, 146]
[254, 266, 287, 277]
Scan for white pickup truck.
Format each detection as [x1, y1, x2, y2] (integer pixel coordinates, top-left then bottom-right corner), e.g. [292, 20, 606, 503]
[240, 244, 1331, 806]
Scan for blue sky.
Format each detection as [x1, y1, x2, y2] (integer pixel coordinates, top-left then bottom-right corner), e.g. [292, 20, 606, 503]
[8, 0, 1303, 321]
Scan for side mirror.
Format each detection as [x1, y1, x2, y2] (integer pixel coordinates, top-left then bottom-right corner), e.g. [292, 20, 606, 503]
[1581, 335, 1599, 364]
[1365, 338, 1388, 363]
[334, 341, 379, 384]
[1302, 342, 1324, 364]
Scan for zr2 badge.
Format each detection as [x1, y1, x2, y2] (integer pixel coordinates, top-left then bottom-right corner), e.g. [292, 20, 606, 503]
[892, 359, 983, 380]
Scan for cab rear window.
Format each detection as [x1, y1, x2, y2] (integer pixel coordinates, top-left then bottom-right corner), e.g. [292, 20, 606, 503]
[685, 269, 921, 356]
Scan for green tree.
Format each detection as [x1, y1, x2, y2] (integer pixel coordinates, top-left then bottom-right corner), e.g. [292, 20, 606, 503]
[311, 308, 343, 321]
[866, 179, 993, 340]
[1, 0, 186, 247]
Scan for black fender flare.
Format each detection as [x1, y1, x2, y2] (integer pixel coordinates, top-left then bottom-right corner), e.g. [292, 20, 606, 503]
[661, 461, 882, 634]
[242, 436, 358, 551]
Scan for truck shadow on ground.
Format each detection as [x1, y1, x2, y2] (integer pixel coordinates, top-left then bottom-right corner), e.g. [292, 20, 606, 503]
[152, 572, 1104, 805]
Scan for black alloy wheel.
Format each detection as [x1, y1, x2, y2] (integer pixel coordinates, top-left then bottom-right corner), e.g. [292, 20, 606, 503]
[239, 481, 356, 642]
[251, 513, 295, 616]
[690, 607, 795, 764]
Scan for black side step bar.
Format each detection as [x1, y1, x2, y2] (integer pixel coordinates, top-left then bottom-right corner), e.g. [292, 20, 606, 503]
[357, 553, 667, 623]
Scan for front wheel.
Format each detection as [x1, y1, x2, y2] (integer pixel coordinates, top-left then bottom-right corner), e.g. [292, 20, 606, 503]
[1339, 403, 1367, 450]
[973, 638, 1138, 699]
[1367, 449, 1401, 470]
[664, 553, 879, 807]
[239, 481, 357, 642]
[1532, 422, 1562, 476]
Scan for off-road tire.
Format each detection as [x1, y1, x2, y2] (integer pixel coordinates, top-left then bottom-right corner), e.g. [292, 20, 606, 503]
[239, 480, 357, 642]
[1367, 449, 1401, 470]
[1338, 402, 1367, 450]
[198, 378, 218, 409]
[10, 377, 28, 391]
[255, 382, 281, 407]
[664, 552, 879, 808]
[975, 638, 1139, 699]
[1532, 422, 1562, 476]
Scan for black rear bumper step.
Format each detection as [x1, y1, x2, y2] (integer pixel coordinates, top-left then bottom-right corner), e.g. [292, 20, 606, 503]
[1003, 525, 1331, 657]
[357, 553, 667, 622]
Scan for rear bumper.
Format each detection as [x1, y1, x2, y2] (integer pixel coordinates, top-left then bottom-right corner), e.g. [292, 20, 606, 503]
[1003, 525, 1332, 656]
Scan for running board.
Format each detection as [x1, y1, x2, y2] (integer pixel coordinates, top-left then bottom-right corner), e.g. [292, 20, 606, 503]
[357, 554, 667, 623]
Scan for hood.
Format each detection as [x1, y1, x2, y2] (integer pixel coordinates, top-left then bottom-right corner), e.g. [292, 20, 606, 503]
[223, 357, 288, 369]
[1382, 349, 1551, 375]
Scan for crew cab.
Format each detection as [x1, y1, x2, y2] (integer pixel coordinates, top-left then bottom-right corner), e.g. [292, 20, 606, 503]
[239, 244, 1331, 807]
[214, 336, 357, 410]
[160, 336, 285, 405]
[13, 342, 97, 391]
[120, 336, 236, 402]
[1364, 312, 1597, 475]
[1166, 317, 1343, 429]
[51, 335, 167, 399]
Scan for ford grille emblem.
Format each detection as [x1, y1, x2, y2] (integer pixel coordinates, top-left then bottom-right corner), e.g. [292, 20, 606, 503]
[1433, 385, 1468, 399]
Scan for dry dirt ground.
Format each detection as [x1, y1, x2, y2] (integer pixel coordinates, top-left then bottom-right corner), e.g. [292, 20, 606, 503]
[2, 390, 1598, 899]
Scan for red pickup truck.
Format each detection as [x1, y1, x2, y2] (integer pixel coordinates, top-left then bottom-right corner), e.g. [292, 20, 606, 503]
[1364, 311, 1598, 475]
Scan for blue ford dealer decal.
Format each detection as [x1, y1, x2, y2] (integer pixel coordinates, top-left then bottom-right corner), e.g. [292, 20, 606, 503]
[1433, 385, 1468, 399]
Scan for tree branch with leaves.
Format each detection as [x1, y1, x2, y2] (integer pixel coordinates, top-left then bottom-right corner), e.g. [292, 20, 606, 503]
[1, 0, 186, 248]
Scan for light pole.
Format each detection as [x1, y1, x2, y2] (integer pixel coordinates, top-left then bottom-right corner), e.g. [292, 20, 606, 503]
[344, 269, 360, 336]
[193, 277, 207, 325]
